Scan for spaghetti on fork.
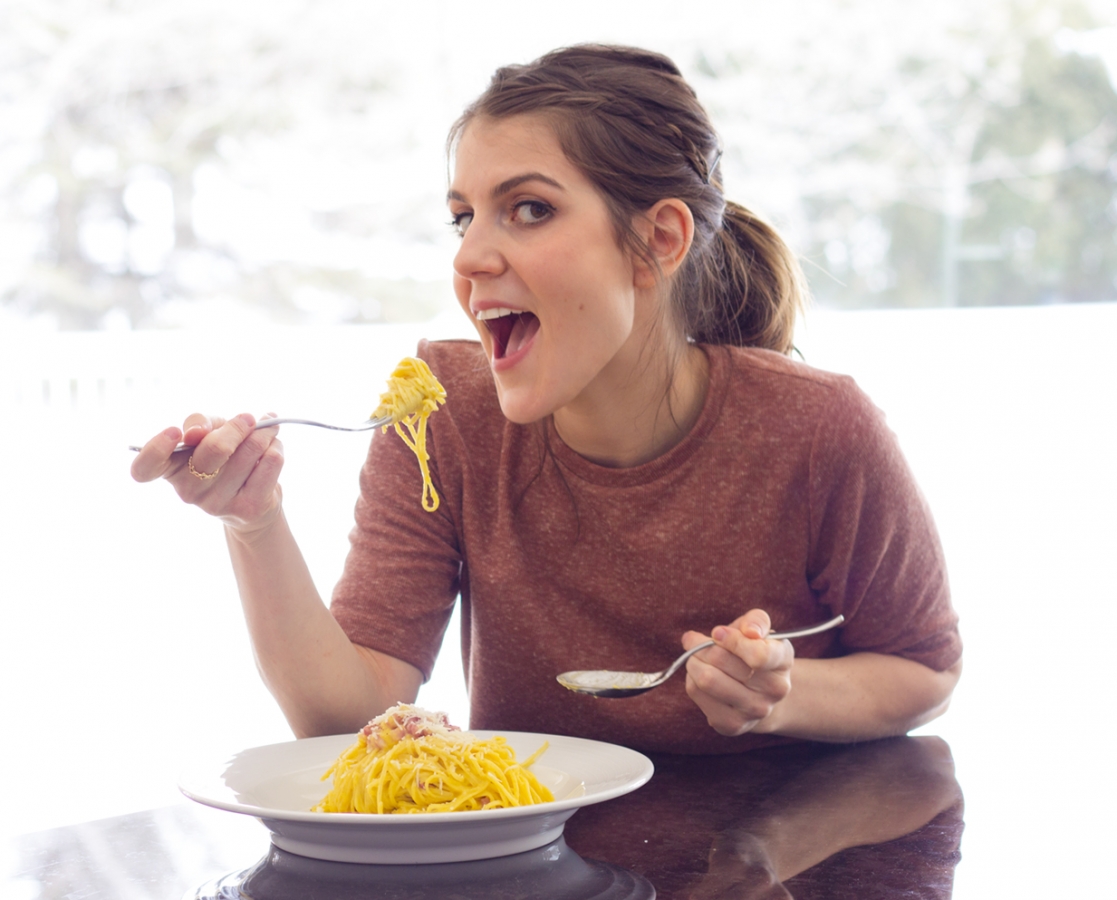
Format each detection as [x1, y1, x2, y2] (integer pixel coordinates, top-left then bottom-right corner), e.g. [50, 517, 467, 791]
[372, 357, 446, 512]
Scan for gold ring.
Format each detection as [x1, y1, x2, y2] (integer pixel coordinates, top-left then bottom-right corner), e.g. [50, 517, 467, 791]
[188, 455, 220, 480]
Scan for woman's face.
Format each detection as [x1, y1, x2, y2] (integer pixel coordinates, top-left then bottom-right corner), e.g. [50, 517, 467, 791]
[449, 115, 651, 425]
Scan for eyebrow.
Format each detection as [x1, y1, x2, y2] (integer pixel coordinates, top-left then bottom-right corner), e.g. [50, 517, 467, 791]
[447, 172, 565, 204]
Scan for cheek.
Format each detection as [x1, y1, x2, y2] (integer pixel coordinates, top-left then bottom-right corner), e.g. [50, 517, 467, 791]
[570, 252, 637, 334]
[539, 244, 629, 314]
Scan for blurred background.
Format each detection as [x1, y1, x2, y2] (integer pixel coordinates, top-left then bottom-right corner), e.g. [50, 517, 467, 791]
[1, 1, 1115, 897]
[2, 0, 1115, 330]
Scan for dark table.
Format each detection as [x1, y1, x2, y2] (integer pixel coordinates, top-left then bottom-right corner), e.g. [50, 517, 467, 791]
[7, 735, 963, 899]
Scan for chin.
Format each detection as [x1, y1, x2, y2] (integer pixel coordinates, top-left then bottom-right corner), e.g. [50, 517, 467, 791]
[496, 397, 546, 426]
[493, 384, 556, 426]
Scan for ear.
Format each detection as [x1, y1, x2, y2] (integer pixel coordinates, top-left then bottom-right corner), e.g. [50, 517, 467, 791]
[633, 199, 695, 288]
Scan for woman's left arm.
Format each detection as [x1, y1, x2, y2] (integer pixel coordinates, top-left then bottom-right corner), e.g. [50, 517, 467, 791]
[683, 610, 962, 742]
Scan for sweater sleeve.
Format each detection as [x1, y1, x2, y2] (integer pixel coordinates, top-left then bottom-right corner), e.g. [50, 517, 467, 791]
[328, 342, 465, 681]
[806, 379, 961, 671]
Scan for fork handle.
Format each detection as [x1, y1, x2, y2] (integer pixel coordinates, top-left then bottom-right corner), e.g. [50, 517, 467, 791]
[128, 415, 394, 453]
[251, 415, 393, 430]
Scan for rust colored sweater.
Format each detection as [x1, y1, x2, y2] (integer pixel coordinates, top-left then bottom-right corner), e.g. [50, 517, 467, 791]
[331, 340, 961, 754]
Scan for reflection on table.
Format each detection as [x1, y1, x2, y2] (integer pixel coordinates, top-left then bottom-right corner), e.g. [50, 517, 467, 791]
[565, 735, 962, 900]
[8, 735, 962, 899]
[190, 838, 654, 900]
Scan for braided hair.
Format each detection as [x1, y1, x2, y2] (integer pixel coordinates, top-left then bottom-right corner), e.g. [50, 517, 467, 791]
[448, 44, 806, 354]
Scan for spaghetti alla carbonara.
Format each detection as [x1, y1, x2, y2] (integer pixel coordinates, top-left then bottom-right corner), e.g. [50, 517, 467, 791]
[372, 357, 446, 512]
[313, 704, 553, 814]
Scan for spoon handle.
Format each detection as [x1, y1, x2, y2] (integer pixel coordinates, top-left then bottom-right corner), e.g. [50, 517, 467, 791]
[669, 614, 846, 678]
[662, 640, 716, 680]
[769, 614, 845, 641]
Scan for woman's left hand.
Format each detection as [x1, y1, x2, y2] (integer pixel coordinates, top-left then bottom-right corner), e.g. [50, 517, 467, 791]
[682, 610, 794, 736]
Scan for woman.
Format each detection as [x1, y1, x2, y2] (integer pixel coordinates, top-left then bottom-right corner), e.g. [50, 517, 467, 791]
[132, 45, 961, 754]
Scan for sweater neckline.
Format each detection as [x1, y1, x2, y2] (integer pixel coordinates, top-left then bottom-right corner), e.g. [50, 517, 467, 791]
[543, 345, 729, 487]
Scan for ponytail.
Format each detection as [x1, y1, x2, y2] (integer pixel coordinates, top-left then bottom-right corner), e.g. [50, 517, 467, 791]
[682, 201, 806, 353]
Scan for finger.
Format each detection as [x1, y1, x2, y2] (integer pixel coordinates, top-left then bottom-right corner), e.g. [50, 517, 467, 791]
[682, 628, 714, 652]
[688, 647, 792, 713]
[241, 434, 284, 496]
[183, 413, 256, 480]
[683, 613, 795, 736]
[682, 630, 756, 686]
[728, 608, 771, 641]
[685, 662, 773, 735]
[131, 426, 186, 482]
[685, 641, 792, 735]
[211, 427, 281, 506]
[181, 413, 227, 450]
[190, 423, 280, 516]
[224, 437, 285, 526]
[252, 411, 280, 439]
[687, 652, 760, 704]
[712, 622, 795, 676]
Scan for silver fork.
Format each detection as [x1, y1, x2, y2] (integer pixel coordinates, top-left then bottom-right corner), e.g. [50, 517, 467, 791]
[128, 415, 393, 453]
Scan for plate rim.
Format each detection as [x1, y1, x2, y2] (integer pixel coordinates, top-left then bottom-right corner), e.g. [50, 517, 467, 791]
[178, 730, 654, 826]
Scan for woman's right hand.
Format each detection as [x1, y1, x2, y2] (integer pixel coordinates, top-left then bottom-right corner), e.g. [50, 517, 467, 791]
[130, 412, 284, 536]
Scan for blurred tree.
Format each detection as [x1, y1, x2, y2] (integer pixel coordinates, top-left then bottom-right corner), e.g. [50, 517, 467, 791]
[0, 0, 453, 330]
[696, 0, 1117, 309]
[960, 23, 1117, 306]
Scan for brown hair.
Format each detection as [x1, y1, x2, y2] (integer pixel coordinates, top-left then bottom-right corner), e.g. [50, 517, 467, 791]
[449, 44, 806, 354]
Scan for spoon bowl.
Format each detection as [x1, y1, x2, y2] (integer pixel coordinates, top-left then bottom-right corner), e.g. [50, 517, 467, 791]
[556, 615, 845, 698]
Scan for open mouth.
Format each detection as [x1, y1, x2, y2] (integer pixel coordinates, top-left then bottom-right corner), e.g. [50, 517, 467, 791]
[484, 311, 540, 359]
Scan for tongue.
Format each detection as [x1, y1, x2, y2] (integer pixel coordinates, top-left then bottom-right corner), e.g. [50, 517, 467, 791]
[504, 312, 539, 356]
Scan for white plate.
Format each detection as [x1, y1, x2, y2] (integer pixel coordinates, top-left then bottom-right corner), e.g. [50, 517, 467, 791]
[179, 731, 654, 864]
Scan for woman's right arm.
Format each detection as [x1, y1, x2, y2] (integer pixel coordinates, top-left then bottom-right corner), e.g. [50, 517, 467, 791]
[131, 412, 422, 738]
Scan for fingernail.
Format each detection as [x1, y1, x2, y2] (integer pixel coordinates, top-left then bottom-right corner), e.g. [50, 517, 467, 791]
[745, 624, 764, 639]
[162, 427, 181, 440]
[713, 626, 729, 642]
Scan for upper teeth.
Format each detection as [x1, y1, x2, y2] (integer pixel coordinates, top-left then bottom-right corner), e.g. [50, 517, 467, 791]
[474, 307, 520, 321]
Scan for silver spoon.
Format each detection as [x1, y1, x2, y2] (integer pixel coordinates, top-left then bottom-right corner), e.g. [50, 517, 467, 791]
[556, 614, 845, 698]
[128, 415, 394, 453]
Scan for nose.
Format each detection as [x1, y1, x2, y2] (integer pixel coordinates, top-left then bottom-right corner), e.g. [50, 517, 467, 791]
[452, 218, 506, 282]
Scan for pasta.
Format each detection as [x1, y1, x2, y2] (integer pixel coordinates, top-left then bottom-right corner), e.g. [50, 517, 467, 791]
[314, 704, 553, 814]
[372, 357, 447, 512]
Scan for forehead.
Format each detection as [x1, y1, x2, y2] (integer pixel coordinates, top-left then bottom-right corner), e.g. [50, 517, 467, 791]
[450, 115, 576, 195]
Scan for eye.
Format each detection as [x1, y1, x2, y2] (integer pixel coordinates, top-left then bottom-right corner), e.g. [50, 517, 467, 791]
[449, 211, 473, 236]
[512, 201, 553, 225]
